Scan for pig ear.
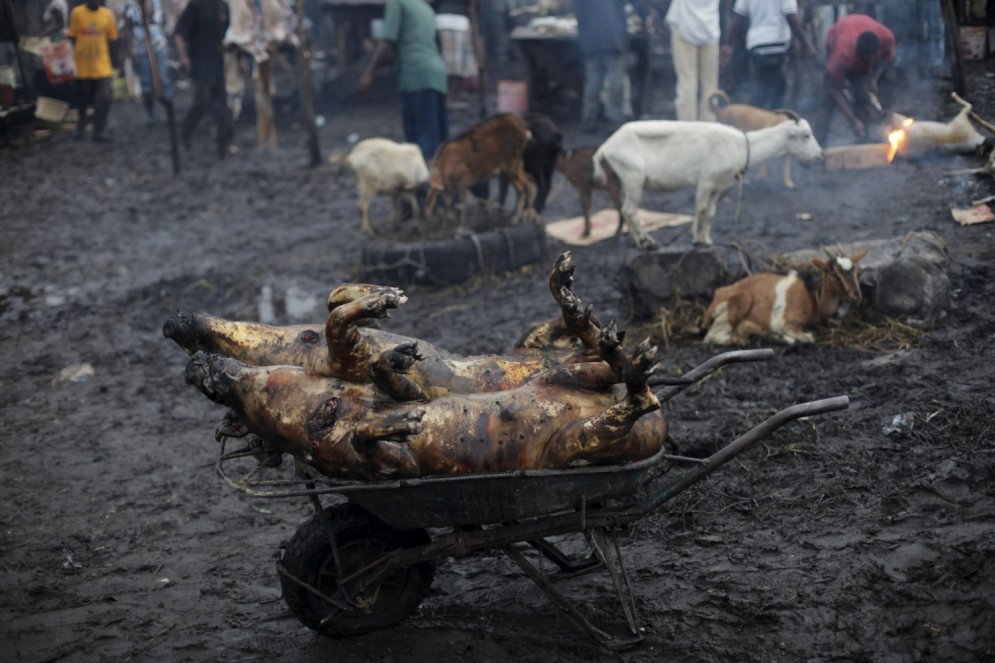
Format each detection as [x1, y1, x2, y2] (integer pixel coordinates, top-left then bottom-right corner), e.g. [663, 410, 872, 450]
[850, 250, 868, 263]
[811, 257, 828, 270]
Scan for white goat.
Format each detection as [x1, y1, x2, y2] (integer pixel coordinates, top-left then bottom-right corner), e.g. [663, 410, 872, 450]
[592, 117, 825, 248]
[338, 138, 430, 236]
[889, 92, 989, 158]
[703, 252, 866, 345]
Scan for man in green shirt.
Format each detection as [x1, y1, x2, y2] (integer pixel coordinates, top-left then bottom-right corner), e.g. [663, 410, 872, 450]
[358, 0, 448, 160]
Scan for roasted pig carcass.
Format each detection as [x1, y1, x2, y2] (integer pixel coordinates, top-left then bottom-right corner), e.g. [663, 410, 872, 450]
[164, 254, 601, 397]
[184, 323, 665, 479]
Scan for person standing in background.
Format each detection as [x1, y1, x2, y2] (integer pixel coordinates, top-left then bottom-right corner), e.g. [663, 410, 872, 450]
[173, 0, 233, 157]
[124, 0, 172, 124]
[67, 0, 119, 142]
[720, 0, 811, 110]
[358, 0, 448, 161]
[573, 0, 630, 132]
[666, 0, 721, 121]
[433, 0, 483, 110]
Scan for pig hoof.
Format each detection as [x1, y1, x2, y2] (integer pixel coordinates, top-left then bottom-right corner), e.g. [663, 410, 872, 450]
[389, 342, 423, 372]
[215, 411, 249, 441]
[630, 338, 659, 377]
[597, 321, 624, 355]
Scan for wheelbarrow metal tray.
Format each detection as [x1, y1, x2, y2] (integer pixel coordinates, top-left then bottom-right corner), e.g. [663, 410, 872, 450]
[321, 448, 666, 529]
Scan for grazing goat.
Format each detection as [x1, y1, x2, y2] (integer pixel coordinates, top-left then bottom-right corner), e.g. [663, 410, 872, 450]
[555, 147, 622, 238]
[593, 117, 825, 249]
[709, 90, 797, 189]
[338, 138, 430, 236]
[499, 113, 562, 213]
[703, 251, 867, 345]
[426, 113, 536, 228]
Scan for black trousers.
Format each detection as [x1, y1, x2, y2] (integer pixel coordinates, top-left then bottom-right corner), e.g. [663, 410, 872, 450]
[748, 50, 787, 110]
[812, 72, 878, 147]
[182, 77, 232, 155]
[75, 77, 112, 136]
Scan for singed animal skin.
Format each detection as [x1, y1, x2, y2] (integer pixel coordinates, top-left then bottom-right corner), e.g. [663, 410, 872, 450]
[186, 351, 666, 480]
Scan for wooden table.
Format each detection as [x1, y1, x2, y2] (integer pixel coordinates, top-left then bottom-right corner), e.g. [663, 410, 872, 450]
[510, 25, 652, 120]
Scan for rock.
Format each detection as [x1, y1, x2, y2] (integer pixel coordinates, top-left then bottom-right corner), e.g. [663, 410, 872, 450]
[616, 246, 744, 319]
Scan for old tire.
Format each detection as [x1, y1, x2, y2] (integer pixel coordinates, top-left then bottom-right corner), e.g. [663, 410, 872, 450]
[278, 502, 435, 637]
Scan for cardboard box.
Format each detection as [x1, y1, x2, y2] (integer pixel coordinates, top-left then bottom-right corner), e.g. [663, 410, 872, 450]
[959, 26, 989, 60]
[824, 144, 892, 171]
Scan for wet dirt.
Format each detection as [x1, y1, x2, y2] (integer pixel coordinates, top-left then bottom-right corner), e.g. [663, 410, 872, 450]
[2, 63, 994, 662]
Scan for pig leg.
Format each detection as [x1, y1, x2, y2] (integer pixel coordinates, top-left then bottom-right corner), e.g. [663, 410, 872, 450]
[325, 288, 407, 381]
[349, 410, 424, 478]
[543, 335, 660, 466]
[368, 342, 429, 402]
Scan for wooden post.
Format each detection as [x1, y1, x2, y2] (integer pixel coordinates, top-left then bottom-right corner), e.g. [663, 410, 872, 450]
[941, 0, 965, 95]
[138, 0, 180, 174]
[296, 0, 322, 167]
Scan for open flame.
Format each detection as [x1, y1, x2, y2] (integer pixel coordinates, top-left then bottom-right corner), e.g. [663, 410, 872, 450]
[887, 117, 915, 162]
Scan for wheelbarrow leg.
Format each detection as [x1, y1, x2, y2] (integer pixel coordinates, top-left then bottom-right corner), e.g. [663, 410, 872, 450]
[527, 538, 602, 577]
[587, 527, 640, 637]
[501, 545, 643, 650]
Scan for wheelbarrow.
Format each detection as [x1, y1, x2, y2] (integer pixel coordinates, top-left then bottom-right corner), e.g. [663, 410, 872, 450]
[215, 348, 848, 649]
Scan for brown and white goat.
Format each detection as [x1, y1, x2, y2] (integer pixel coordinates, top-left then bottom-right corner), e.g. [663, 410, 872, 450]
[426, 113, 536, 228]
[703, 252, 866, 345]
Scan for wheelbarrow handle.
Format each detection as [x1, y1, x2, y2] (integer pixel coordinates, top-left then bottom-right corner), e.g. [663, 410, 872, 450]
[651, 348, 776, 400]
[642, 394, 850, 514]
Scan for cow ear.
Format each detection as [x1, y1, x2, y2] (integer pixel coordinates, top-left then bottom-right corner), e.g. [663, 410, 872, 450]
[850, 250, 868, 263]
[811, 257, 828, 270]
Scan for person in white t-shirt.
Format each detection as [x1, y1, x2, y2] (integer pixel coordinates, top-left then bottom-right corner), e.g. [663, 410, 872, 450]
[665, 0, 721, 121]
[720, 0, 811, 110]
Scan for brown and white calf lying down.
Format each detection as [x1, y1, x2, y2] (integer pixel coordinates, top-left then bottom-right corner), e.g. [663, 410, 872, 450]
[703, 252, 866, 345]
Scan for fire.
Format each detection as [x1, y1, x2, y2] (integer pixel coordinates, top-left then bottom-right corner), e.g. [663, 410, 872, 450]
[887, 117, 915, 162]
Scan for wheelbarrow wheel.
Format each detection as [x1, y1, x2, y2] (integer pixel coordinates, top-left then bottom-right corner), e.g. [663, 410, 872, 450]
[278, 502, 435, 637]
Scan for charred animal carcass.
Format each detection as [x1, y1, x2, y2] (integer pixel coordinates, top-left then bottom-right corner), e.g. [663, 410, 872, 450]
[164, 253, 600, 397]
[184, 322, 664, 480]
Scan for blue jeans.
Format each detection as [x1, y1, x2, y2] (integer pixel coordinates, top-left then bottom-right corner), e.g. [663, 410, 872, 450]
[582, 52, 627, 125]
[401, 89, 449, 161]
[133, 48, 172, 99]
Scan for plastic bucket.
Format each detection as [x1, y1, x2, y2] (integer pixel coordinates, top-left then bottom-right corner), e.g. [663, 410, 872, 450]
[497, 80, 528, 114]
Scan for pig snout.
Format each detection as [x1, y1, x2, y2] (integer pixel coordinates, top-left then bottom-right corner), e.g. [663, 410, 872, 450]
[184, 352, 238, 404]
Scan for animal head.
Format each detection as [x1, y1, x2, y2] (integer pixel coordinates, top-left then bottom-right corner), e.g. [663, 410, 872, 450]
[782, 118, 824, 164]
[812, 250, 867, 305]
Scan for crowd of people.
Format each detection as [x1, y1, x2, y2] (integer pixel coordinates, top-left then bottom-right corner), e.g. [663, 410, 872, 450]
[0, 1, 972, 156]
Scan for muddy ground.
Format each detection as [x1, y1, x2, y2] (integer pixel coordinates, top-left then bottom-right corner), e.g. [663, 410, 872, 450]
[2, 60, 995, 662]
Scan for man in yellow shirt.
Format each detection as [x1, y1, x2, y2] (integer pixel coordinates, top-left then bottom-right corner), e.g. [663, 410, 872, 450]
[67, 0, 119, 142]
